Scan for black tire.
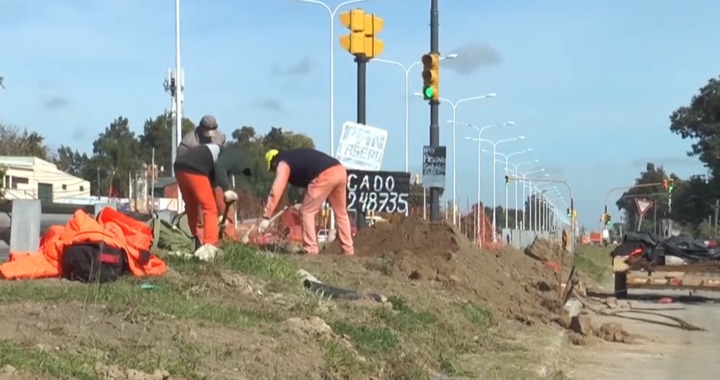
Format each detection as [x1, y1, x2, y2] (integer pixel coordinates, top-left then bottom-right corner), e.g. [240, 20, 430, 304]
[614, 271, 628, 299]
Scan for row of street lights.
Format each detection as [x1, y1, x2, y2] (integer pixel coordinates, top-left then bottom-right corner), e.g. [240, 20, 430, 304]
[287, 0, 569, 237]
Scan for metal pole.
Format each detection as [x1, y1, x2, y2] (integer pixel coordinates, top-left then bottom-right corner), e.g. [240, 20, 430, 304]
[329, 10, 335, 155]
[428, 0, 440, 221]
[356, 54, 368, 230]
[404, 68, 409, 171]
[504, 158, 509, 229]
[150, 148, 156, 212]
[451, 105, 457, 225]
[491, 143, 497, 241]
[476, 135, 481, 246]
[514, 165, 519, 229]
[174, 0, 184, 214]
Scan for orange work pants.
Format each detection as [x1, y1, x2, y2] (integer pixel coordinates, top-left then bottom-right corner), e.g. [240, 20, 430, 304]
[302, 165, 354, 255]
[175, 171, 218, 245]
[195, 188, 236, 239]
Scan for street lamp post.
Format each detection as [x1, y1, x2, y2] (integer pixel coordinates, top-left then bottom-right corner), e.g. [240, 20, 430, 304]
[520, 170, 546, 230]
[289, 0, 373, 155]
[457, 121, 514, 245]
[373, 54, 458, 172]
[535, 185, 556, 231]
[503, 159, 539, 229]
[412, 92, 497, 225]
[493, 149, 532, 229]
[470, 136, 524, 242]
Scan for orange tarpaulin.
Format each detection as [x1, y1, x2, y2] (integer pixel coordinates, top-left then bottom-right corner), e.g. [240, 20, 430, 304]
[0, 208, 166, 280]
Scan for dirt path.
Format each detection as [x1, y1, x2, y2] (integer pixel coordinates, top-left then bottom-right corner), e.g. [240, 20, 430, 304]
[568, 290, 720, 379]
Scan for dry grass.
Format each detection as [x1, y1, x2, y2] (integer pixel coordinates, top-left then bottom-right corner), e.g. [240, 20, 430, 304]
[0, 243, 568, 379]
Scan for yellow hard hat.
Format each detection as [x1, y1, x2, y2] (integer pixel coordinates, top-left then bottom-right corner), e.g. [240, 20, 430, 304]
[265, 149, 279, 171]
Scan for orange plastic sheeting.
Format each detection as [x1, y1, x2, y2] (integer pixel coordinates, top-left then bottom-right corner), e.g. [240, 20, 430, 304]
[0, 208, 166, 280]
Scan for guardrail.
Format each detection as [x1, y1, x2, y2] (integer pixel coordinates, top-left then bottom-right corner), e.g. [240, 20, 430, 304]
[0, 200, 153, 253]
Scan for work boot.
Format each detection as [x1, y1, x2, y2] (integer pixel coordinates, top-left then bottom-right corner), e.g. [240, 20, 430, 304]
[192, 236, 202, 251]
[194, 244, 220, 262]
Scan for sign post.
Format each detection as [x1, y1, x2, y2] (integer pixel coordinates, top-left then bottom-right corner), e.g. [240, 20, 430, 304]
[634, 198, 653, 231]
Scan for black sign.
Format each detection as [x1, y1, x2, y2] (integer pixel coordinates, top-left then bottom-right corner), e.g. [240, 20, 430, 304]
[346, 170, 411, 214]
[422, 145, 446, 188]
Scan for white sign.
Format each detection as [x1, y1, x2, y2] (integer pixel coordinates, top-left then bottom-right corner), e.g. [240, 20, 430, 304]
[635, 198, 653, 216]
[336, 121, 388, 170]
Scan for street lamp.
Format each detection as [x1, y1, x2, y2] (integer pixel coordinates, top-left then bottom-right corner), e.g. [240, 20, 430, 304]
[520, 169, 546, 230]
[467, 135, 524, 241]
[534, 185, 557, 231]
[373, 54, 458, 172]
[503, 159, 539, 229]
[458, 121, 514, 245]
[493, 149, 532, 229]
[412, 92, 497, 225]
[288, 0, 374, 155]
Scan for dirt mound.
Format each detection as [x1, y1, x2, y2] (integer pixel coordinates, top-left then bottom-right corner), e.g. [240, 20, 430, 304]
[325, 217, 562, 324]
[324, 216, 461, 257]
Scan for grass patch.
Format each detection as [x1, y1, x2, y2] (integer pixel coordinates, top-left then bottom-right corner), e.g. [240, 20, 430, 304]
[0, 340, 96, 380]
[330, 321, 398, 354]
[319, 339, 364, 379]
[574, 246, 612, 283]
[376, 296, 437, 331]
[0, 277, 275, 329]
[165, 242, 299, 288]
[458, 301, 493, 329]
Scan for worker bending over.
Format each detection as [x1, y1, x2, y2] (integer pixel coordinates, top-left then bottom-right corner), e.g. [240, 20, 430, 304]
[259, 148, 354, 255]
[174, 144, 252, 258]
[177, 115, 236, 237]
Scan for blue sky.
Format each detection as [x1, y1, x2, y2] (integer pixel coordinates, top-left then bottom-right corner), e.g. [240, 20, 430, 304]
[0, 0, 718, 227]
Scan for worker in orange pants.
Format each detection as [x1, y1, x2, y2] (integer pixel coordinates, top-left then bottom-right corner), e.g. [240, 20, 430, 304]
[259, 148, 354, 255]
[174, 143, 252, 259]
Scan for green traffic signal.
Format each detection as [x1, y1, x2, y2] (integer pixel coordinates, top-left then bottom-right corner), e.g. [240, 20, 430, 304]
[423, 87, 434, 98]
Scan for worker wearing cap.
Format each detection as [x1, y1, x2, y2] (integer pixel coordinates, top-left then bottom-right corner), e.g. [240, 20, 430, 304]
[174, 144, 252, 259]
[177, 115, 236, 237]
[258, 148, 354, 255]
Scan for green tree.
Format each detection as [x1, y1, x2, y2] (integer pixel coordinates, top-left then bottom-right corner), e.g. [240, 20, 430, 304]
[615, 163, 676, 232]
[53, 145, 90, 177]
[0, 123, 49, 159]
[669, 77, 720, 177]
[137, 113, 195, 174]
[87, 117, 143, 197]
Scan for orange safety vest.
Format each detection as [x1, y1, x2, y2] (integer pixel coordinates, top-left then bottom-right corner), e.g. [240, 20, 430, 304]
[0, 208, 166, 280]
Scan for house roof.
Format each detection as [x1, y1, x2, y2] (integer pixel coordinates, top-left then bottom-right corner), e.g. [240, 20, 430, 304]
[0, 156, 37, 168]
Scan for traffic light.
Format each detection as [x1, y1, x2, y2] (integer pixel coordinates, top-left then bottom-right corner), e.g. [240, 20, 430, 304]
[605, 214, 612, 225]
[339, 9, 384, 59]
[600, 213, 606, 223]
[566, 208, 571, 218]
[668, 179, 674, 193]
[421, 53, 440, 101]
[662, 179, 668, 190]
[504, 175, 509, 186]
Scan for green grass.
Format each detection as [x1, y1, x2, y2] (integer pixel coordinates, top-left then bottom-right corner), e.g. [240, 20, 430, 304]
[0, 341, 97, 380]
[458, 301, 493, 329]
[574, 246, 612, 283]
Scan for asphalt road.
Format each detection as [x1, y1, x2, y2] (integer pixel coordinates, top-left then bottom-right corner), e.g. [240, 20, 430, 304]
[0, 213, 73, 260]
[570, 289, 720, 379]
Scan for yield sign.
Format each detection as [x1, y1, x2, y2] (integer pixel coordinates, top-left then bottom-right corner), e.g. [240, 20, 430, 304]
[635, 198, 654, 216]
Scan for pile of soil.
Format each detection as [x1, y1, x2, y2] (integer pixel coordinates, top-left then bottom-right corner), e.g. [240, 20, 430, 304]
[323, 217, 562, 324]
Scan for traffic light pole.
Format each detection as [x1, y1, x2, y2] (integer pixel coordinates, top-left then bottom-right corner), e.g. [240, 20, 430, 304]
[355, 53, 368, 230]
[428, 0, 441, 222]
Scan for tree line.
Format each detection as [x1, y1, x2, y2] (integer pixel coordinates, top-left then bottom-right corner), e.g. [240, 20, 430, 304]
[0, 110, 555, 227]
[615, 76, 720, 238]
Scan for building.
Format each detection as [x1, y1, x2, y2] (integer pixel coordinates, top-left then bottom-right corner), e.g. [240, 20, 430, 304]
[0, 156, 91, 201]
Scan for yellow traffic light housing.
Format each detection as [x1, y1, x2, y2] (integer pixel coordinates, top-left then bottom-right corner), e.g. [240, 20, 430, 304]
[600, 213, 606, 223]
[339, 9, 384, 59]
[421, 53, 439, 101]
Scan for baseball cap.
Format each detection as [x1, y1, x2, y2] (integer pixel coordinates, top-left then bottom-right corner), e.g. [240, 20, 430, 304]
[199, 115, 218, 130]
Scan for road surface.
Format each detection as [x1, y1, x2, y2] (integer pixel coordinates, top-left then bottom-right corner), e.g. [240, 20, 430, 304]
[0, 213, 72, 260]
[569, 290, 720, 379]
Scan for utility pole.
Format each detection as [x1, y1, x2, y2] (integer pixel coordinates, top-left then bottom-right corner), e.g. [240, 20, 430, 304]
[427, 0, 441, 221]
[713, 199, 719, 238]
[338, 8, 383, 230]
